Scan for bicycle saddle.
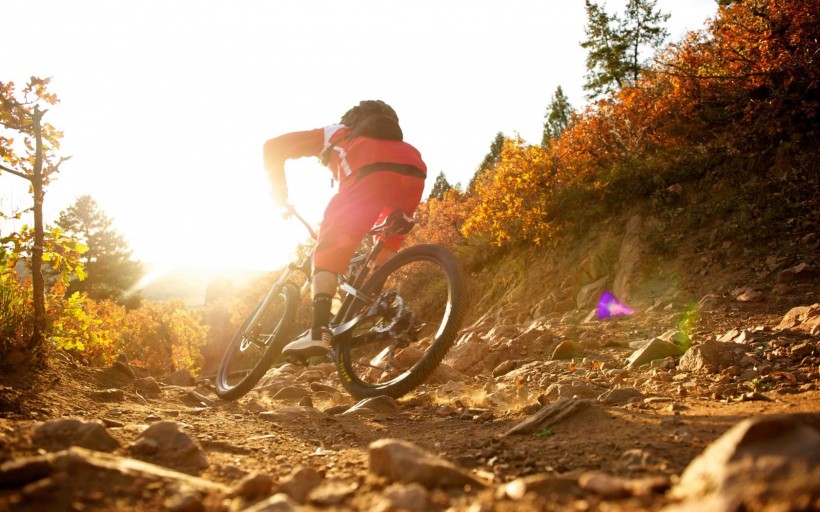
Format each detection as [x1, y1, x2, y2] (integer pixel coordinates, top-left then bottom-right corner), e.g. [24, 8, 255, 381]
[372, 210, 415, 236]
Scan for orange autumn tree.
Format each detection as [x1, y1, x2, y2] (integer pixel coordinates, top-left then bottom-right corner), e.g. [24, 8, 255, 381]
[0, 78, 70, 355]
[548, 69, 691, 203]
[658, 0, 820, 153]
[47, 287, 208, 375]
[559, 0, 820, 186]
[463, 137, 556, 246]
[408, 187, 471, 252]
[121, 300, 207, 376]
[455, 0, 817, 251]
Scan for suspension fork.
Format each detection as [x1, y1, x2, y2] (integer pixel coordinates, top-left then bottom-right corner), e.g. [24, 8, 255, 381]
[244, 258, 306, 338]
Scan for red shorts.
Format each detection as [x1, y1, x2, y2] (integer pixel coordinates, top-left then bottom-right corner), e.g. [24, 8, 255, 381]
[314, 171, 425, 274]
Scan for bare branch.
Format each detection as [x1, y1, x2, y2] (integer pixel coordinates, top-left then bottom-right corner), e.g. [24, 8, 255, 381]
[0, 162, 32, 181]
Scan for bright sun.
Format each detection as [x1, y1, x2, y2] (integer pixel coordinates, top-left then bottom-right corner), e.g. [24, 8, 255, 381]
[126, 157, 335, 287]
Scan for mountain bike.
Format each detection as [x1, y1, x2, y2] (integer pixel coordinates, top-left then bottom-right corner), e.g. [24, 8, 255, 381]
[215, 206, 466, 401]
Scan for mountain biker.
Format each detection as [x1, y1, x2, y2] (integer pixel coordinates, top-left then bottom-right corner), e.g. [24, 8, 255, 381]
[263, 100, 427, 359]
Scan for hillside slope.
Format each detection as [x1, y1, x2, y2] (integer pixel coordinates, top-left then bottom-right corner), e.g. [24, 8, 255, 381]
[1, 164, 818, 511]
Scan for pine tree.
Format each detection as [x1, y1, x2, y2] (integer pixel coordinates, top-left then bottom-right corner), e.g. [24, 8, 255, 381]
[581, 0, 625, 99]
[428, 171, 453, 200]
[542, 86, 574, 146]
[622, 0, 671, 84]
[469, 132, 506, 192]
[581, 0, 670, 99]
[56, 196, 144, 304]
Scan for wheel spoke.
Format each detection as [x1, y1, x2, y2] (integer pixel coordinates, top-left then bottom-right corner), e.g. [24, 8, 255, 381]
[335, 245, 465, 399]
[366, 346, 394, 371]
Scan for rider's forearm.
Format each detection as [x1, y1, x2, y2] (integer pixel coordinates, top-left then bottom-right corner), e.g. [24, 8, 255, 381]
[263, 130, 323, 167]
[263, 144, 287, 200]
[263, 130, 325, 192]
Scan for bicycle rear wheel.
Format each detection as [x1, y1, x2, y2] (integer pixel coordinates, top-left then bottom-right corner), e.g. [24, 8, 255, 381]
[215, 283, 297, 400]
[335, 244, 465, 399]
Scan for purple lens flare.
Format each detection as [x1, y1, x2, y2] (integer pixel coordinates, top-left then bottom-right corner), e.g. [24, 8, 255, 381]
[597, 291, 634, 319]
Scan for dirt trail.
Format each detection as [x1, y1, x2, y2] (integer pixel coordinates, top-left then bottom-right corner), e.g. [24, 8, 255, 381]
[1, 278, 818, 511]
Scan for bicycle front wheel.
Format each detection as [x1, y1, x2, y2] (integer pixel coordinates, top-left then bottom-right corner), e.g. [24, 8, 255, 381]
[335, 244, 466, 399]
[215, 283, 297, 400]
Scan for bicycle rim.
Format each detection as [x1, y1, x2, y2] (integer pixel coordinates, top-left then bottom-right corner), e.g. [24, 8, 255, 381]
[336, 245, 465, 398]
[216, 284, 295, 399]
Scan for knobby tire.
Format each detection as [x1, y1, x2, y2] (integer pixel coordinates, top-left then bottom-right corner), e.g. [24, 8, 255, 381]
[334, 244, 466, 399]
[215, 283, 297, 400]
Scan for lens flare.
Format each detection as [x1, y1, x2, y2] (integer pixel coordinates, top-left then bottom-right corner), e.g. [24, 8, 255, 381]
[677, 302, 699, 351]
[597, 291, 634, 319]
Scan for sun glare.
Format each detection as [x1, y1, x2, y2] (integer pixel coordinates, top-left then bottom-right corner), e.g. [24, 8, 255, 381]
[130, 157, 334, 288]
[3, 0, 719, 297]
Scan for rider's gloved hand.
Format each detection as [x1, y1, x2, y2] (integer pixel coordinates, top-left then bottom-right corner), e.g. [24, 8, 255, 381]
[279, 203, 294, 220]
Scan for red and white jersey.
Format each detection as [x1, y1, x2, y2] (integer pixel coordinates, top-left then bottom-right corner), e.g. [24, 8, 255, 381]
[264, 124, 426, 185]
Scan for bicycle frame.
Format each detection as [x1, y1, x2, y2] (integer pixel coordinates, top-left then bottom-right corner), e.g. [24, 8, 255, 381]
[247, 206, 389, 346]
[217, 201, 462, 401]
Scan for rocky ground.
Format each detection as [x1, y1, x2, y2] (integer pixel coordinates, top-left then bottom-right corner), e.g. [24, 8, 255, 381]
[1, 255, 819, 511]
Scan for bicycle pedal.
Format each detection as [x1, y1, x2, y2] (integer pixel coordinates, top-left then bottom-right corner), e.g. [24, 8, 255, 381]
[286, 355, 309, 366]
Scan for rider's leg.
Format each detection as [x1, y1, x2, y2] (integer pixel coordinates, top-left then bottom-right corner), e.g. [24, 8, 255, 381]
[281, 269, 337, 359]
[283, 173, 423, 359]
[311, 269, 337, 329]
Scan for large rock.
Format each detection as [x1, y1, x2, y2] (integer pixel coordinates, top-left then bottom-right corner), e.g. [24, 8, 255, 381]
[627, 338, 682, 368]
[777, 263, 817, 283]
[129, 421, 207, 474]
[369, 438, 485, 489]
[232, 472, 274, 499]
[375, 483, 431, 512]
[32, 418, 120, 453]
[678, 341, 736, 372]
[497, 473, 579, 499]
[550, 340, 582, 360]
[163, 369, 196, 387]
[578, 471, 631, 499]
[256, 366, 297, 391]
[443, 338, 490, 374]
[0, 447, 228, 510]
[598, 387, 643, 406]
[342, 396, 399, 416]
[504, 398, 592, 436]
[775, 303, 820, 334]
[668, 414, 820, 511]
[275, 466, 322, 504]
[544, 381, 600, 401]
[271, 386, 311, 401]
[391, 346, 424, 369]
[134, 376, 162, 397]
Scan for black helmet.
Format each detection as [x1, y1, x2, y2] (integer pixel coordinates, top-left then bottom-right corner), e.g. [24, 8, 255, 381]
[340, 100, 398, 127]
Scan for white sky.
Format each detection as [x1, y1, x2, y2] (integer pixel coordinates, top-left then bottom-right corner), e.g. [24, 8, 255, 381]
[2, 0, 716, 280]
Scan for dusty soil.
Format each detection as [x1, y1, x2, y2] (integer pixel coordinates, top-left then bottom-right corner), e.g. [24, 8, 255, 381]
[1, 279, 818, 511]
[1, 211, 819, 511]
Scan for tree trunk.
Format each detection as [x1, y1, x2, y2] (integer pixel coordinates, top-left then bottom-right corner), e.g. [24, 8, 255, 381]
[28, 108, 46, 353]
